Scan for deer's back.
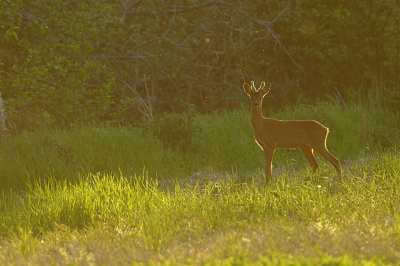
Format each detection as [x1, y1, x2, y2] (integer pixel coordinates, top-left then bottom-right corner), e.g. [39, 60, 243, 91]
[257, 118, 328, 149]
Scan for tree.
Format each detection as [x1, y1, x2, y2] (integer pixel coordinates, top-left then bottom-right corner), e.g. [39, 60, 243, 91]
[1, 0, 399, 134]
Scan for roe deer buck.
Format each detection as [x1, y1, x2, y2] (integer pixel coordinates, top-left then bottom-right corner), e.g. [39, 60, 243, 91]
[243, 81, 342, 184]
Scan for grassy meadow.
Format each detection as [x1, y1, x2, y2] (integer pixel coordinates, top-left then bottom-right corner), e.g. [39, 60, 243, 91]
[0, 97, 400, 265]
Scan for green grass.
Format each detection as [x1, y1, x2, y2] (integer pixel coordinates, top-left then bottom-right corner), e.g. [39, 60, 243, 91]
[0, 99, 399, 265]
[1, 99, 398, 191]
[0, 153, 399, 265]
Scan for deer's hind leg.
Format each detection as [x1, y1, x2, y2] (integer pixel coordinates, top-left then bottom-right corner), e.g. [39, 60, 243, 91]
[313, 145, 342, 177]
[300, 146, 319, 180]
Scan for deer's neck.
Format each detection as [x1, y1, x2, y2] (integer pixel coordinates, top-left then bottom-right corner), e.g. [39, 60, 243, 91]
[250, 106, 265, 132]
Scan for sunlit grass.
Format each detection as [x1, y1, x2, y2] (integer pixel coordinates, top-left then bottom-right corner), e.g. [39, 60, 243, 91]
[0, 151, 399, 265]
[0, 99, 399, 265]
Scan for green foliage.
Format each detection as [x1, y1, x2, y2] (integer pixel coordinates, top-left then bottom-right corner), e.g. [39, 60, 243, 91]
[280, 0, 400, 97]
[140, 103, 200, 153]
[0, 0, 125, 133]
[1, 0, 400, 134]
[6, 56, 117, 131]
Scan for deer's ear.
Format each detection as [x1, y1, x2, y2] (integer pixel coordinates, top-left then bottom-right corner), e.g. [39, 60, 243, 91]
[243, 83, 252, 96]
[261, 83, 271, 96]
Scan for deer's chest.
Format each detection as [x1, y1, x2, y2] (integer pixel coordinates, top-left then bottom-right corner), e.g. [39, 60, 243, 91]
[253, 128, 274, 150]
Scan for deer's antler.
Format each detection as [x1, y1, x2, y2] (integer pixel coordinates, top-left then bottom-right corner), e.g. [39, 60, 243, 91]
[249, 81, 266, 92]
[258, 81, 266, 92]
[251, 81, 256, 91]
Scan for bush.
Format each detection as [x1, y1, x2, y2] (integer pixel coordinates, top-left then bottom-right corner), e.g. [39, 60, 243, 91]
[140, 102, 200, 153]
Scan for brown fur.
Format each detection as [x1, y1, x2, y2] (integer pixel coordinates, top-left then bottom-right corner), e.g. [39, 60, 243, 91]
[243, 81, 342, 184]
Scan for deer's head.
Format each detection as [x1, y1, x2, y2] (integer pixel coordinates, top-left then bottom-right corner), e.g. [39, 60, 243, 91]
[243, 81, 271, 109]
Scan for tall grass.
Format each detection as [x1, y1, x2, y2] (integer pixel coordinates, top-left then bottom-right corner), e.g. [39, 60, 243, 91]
[0, 97, 399, 191]
[0, 126, 187, 190]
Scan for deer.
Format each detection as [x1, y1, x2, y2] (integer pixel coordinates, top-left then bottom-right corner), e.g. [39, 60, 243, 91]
[243, 81, 343, 184]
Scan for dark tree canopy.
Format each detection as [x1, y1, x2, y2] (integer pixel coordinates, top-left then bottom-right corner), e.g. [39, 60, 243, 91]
[1, 0, 399, 134]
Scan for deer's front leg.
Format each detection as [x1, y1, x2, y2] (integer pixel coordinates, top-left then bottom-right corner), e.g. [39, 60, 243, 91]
[264, 147, 275, 185]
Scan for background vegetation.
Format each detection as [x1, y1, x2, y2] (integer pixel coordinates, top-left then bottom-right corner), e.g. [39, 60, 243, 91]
[1, 0, 400, 134]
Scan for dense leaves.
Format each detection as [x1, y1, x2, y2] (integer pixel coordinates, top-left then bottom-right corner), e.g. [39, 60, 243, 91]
[1, 0, 399, 133]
